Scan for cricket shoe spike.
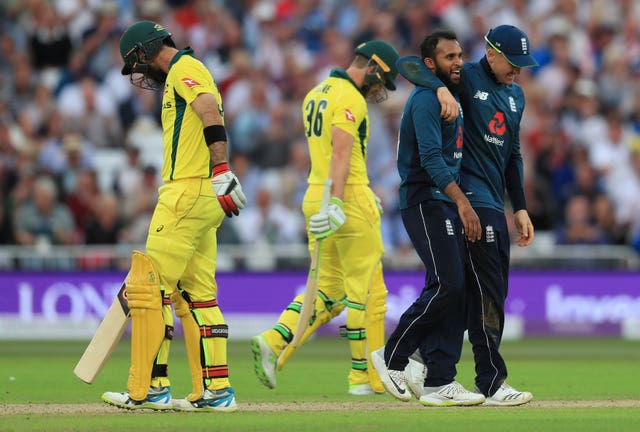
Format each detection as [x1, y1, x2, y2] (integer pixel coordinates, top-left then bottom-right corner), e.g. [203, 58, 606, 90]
[370, 348, 411, 402]
[404, 357, 427, 398]
[251, 335, 277, 389]
[482, 383, 533, 406]
[420, 381, 485, 407]
[102, 386, 173, 410]
[172, 387, 237, 412]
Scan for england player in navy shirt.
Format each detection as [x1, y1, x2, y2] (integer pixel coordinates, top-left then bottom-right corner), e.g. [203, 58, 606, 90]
[404, 25, 537, 406]
[371, 30, 485, 406]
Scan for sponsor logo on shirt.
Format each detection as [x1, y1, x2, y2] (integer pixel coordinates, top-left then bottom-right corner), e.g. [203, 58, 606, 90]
[484, 134, 504, 146]
[345, 108, 355, 122]
[509, 96, 517, 112]
[181, 77, 201, 88]
[488, 112, 506, 135]
[473, 90, 489, 100]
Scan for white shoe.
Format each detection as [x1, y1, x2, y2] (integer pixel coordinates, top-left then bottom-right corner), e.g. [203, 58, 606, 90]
[172, 387, 237, 412]
[250, 335, 277, 389]
[483, 383, 533, 406]
[370, 348, 411, 402]
[348, 383, 376, 396]
[102, 386, 173, 410]
[404, 357, 427, 398]
[420, 381, 486, 407]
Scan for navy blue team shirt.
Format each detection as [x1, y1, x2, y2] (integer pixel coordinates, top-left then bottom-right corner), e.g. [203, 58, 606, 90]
[397, 85, 464, 209]
[459, 57, 527, 213]
[414, 56, 528, 213]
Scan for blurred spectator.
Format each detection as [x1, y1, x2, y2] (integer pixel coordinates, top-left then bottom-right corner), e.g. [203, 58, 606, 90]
[84, 191, 125, 244]
[38, 130, 93, 180]
[0, 195, 15, 244]
[64, 167, 99, 235]
[6, 54, 37, 120]
[13, 175, 76, 246]
[0, 119, 19, 197]
[27, 1, 72, 86]
[555, 194, 609, 245]
[235, 186, 304, 245]
[56, 74, 123, 148]
[279, 139, 310, 209]
[229, 78, 272, 156]
[231, 185, 305, 269]
[120, 165, 159, 244]
[592, 193, 628, 245]
[113, 146, 144, 198]
[79, 1, 122, 81]
[587, 110, 636, 222]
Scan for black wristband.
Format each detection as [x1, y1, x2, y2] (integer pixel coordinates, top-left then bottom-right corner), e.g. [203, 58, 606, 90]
[203, 125, 227, 146]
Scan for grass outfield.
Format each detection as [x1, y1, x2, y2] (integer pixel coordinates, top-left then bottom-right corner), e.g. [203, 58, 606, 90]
[1, 337, 639, 431]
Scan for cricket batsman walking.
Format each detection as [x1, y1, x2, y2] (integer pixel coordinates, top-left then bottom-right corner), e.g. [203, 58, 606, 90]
[101, 20, 246, 412]
[251, 40, 399, 395]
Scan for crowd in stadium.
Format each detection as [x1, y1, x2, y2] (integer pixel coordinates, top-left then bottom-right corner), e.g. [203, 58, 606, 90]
[1, 0, 639, 261]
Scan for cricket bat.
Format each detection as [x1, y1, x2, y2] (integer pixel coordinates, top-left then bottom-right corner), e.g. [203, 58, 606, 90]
[277, 179, 331, 370]
[73, 283, 130, 384]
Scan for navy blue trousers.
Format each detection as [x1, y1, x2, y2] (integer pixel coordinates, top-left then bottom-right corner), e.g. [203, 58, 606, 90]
[384, 200, 467, 386]
[464, 207, 510, 396]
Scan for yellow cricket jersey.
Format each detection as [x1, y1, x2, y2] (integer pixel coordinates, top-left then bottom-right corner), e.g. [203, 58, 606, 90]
[160, 47, 224, 182]
[303, 69, 370, 185]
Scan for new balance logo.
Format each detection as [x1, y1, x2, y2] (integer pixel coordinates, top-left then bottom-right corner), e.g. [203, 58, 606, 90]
[486, 225, 495, 242]
[509, 96, 517, 112]
[445, 219, 455, 236]
[473, 90, 489, 100]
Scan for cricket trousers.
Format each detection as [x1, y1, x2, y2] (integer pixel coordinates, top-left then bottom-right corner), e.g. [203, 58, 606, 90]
[384, 200, 467, 386]
[465, 207, 510, 396]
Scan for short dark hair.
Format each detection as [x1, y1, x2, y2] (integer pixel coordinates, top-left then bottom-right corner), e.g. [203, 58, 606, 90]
[420, 30, 459, 60]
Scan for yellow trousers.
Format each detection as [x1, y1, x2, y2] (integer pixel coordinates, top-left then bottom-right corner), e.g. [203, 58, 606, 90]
[144, 178, 231, 395]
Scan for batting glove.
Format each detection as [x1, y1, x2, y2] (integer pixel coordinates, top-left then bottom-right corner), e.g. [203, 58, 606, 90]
[309, 197, 346, 239]
[211, 162, 247, 217]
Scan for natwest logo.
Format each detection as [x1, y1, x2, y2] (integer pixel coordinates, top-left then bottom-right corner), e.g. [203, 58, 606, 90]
[488, 111, 506, 135]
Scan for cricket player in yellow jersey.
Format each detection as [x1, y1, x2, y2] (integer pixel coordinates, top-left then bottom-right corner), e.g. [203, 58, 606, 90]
[101, 21, 246, 412]
[251, 40, 399, 395]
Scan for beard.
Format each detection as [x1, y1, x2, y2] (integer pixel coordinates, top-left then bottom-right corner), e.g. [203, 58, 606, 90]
[435, 65, 461, 95]
[145, 64, 168, 85]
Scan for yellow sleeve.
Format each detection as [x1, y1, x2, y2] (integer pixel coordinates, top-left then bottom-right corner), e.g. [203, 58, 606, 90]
[172, 57, 216, 105]
[332, 91, 367, 139]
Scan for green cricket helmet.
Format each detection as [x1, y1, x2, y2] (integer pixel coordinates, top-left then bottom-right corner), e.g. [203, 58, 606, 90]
[355, 39, 399, 90]
[119, 20, 172, 75]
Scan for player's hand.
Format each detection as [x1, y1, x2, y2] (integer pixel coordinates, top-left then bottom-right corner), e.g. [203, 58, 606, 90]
[309, 197, 346, 239]
[458, 202, 482, 242]
[374, 194, 384, 215]
[514, 209, 534, 247]
[211, 163, 247, 217]
[436, 87, 459, 122]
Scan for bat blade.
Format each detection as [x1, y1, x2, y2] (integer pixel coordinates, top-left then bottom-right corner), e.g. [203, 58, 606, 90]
[276, 179, 332, 371]
[277, 241, 321, 370]
[73, 284, 130, 384]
